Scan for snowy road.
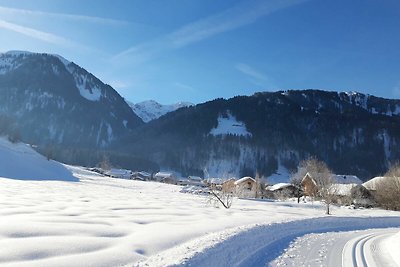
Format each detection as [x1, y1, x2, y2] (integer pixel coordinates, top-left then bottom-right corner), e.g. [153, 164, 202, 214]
[341, 229, 398, 267]
[272, 228, 399, 267]
[155, 217, 400, 267]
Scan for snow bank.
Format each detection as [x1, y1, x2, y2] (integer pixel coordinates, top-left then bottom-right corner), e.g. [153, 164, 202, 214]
[385, 231, 400, 265]
[0, 137, 76, 181]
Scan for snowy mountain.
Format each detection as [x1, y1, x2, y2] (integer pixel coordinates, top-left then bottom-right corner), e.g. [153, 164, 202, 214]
[128, 100, 193, 122]
[0, 51, 142, 149]
[120, 90, 400, 180]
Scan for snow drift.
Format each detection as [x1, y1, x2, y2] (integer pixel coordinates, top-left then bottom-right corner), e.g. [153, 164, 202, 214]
[0, 137, 77, 181]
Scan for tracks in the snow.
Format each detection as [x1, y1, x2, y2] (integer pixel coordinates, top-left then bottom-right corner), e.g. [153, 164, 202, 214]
[342, 230, 398, 267]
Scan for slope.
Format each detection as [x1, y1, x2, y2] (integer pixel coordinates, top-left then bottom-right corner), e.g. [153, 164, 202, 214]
[0, 137, 77, 181]
[119, 90, 400, 180]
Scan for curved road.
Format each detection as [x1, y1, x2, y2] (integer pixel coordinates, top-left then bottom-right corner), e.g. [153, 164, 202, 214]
[341, 229, 398, 267]
[172, 217, 400, 267]
[275, 228, 399, 267]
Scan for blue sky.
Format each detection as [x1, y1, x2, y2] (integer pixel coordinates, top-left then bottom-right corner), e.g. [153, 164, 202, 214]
[0, 0, 400, 104]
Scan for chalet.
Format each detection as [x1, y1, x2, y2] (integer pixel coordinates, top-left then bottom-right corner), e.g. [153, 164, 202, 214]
[350, 184, 375, 207]
[154, 172, 177, 184]
[131, 171, 151, 181]
[204, 178, 224, 189]
[266, 183, 298, 199]
[363, 176, 386, 192]
[234, 176, 256, 198]
[222, 178, 236, 194]
[187, 176, 204, 186]
[301, 172, 362, 196]
[301, 173, 318, 196]
[105, 169, 132, 179]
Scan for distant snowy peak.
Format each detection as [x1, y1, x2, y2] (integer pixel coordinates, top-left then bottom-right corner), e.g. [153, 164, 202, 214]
[129, 100, 194, 122]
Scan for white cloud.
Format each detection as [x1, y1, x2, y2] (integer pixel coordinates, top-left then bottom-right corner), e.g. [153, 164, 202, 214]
[0, 19, 73, 45]
[113, 0, 308, 64]
[235, 63, 278, 89]
[0, 6, 128, 26]
[235, 63, 268, 81]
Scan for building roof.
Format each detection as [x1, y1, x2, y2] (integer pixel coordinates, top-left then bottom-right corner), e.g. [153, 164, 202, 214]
[302, 173, 362, 185]
[134, 171, 151, 177]
[332, 175, 362, 184]
[330, 183, 358, 196]
[267, 183, 292, 191]
[155, 172, 174, 178]
[205, 178, 224, 185]
[107, 169, 131, 175]
[363, 176, 386, 191]
[188, 176, 202, 181]
[234, 176, 256, 185]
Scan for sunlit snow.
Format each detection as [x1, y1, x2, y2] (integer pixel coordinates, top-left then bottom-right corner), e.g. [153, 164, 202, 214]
[210, 112, 251, 137]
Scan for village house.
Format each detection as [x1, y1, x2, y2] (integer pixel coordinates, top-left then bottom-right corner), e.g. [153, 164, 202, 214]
[222, 178, 236, 194]
[301, 172, 362, 197]
[187, 176, 204, 186]
[234, 176, 256, 198]
[131, 171, 151, 181]
[154, 172, 177, 184]
[105, 169, 132, 179]
[204, 178, 224, 190]
[266, 183, 298, 199]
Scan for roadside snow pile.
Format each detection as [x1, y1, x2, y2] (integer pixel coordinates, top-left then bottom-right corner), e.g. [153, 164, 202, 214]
[0, 137, 76, 181]
[385, 230, 400, 265]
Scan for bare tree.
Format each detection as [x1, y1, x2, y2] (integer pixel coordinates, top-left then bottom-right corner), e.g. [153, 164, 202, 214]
[296, 157, 335, 214]
[375, 162, 400, 210]
[208, 185, 234, 209]
[204, 169, 234, 209]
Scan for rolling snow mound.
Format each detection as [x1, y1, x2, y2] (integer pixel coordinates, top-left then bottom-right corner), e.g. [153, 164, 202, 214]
[0, 137, 77, 181]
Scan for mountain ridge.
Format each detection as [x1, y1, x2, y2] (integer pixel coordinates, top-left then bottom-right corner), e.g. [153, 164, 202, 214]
[1, 51, 400, 180]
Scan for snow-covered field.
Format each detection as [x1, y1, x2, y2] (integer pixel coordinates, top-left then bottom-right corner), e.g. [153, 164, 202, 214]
[0, 138, 400, 266]
[1, 167, 399, 267]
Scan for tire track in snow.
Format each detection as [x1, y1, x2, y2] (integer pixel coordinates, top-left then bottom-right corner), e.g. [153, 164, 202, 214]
[342, 230, 398, 267]
[161, 216, 400, 267]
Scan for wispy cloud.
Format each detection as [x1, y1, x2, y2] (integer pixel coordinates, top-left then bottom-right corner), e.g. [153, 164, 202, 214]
[174, 82, 196, 92]
[235, 63, 277, 88]
[113, 0, 307, 63]
[0, 6, 128, 26]
[0, 19, 73, 45]
[235, 63, 268, 81]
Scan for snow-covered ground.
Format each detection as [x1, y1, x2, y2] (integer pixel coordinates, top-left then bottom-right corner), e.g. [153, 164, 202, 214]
[0, 138, 399, 266]
[210, 111, 252, 137]
[1, 166, 399, 267]
[0, 137, 76, 181]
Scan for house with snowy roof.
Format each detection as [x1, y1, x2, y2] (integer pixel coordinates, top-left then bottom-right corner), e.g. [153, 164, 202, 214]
[154, 172, 177, 184]
[234, 176, 256, 198]
[105, 169, 132, 179]
[131, 171, 151, 181]
[302, 172, 362, 196]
